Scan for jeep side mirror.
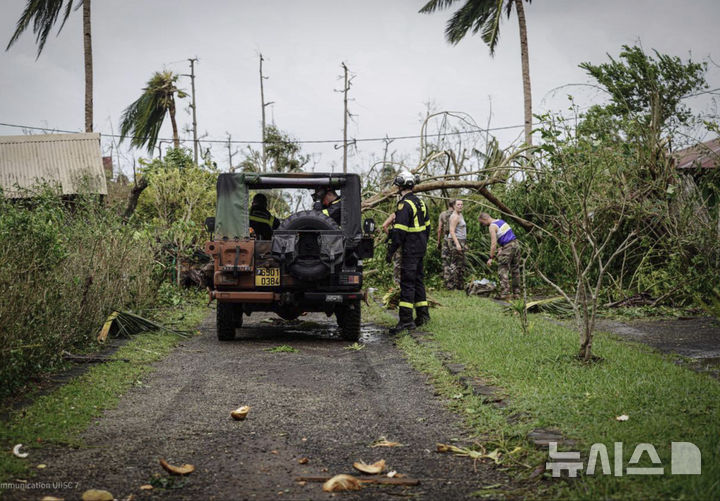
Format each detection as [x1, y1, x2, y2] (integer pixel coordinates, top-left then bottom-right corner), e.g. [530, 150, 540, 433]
[363, 218, 376, 234]
[204, 217, 215, 233]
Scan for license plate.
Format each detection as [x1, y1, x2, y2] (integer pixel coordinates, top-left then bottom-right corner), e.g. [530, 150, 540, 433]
[325, 294, 343, 303]
[255, 267, 280, 287]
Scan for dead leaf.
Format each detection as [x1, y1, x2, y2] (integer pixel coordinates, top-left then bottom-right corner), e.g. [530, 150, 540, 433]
[322, 474, 363, 492]
[140, 484, 153, 490]
[12, 444, 28, 458]
[36, 464, 47, 469]
[387, 471, 397, 478]
[298, 457, 309, 464]
[159, 458, 195, 476]
[297, 481, 307, 486]
[81, 490, 114, 501]
[371, 437, 402, 448]
[271, 450, 278, 455]
[353, 459, 386, 474]
[616, 414, 629, 422]
[41, 497, 64, 501]
[97, 311, 119, 342]
[436, 443, 502, 464]
[231, 406, 251, 420]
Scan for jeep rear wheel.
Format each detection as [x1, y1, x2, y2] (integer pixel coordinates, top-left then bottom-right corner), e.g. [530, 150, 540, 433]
[217, 302, 241, 341]
[336, 300, 361, 342]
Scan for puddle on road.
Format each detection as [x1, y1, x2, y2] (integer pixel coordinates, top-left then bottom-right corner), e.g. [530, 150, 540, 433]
[240, 316, 387, 344]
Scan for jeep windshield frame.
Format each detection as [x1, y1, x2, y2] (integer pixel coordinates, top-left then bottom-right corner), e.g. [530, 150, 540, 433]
[215, 172, 361, 245]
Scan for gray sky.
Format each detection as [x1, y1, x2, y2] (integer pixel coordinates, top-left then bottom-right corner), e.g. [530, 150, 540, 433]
[1, 0, 719, 177]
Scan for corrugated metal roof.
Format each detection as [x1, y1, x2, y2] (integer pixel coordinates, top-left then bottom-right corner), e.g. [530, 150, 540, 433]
[674, 137, 720, 170]
[0, 133, 108, 198]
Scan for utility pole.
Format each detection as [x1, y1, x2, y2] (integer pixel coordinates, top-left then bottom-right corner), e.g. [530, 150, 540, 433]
[259, 54, 274, 172]
[186, 58, 199, 165]
[341, 62, 349, 174]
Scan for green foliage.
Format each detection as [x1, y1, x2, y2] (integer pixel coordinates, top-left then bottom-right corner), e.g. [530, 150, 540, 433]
[264, 345, 299, 353]
[134, 148, 217, 284]
[0, 189, 158, 399]
[580, 45, 707, 137]
[6, 0, 77, 56]
[238, 125, 309, 173]
[402, 292, 720, 499]
[119, 71, 187, 153]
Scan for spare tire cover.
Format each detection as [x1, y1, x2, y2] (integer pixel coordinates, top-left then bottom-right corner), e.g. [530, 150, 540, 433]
[277, 210, 341, 281]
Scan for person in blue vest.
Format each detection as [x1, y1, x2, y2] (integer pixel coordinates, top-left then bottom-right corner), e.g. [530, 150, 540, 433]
[249, 194, 280, 240]
[479, 212, 520, 299]
[386, 170, 430, 334]
[314, 187, 342, 226]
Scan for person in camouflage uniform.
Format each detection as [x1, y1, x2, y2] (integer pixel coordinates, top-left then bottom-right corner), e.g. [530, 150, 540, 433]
[479, 212, 520, 299]
[437, 200, 455, 289]
[382, 212, 402, 285]
[447, 200, 467, 290]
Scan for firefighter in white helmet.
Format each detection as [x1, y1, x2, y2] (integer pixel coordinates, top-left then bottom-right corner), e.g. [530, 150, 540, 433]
[386, 170, 430, 334]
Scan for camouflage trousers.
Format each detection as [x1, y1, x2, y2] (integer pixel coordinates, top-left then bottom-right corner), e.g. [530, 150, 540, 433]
[447, 239, 467, 290]
[497, 239, 521, 296]
[441, 240, 453, 289]
[392, 250, 402, 286]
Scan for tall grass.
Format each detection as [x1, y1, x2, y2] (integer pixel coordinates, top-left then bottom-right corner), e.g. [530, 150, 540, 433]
[0, 189, 157, 398]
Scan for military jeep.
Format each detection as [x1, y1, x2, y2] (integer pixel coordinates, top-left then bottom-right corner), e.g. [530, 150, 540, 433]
[204, 172, 374, 341]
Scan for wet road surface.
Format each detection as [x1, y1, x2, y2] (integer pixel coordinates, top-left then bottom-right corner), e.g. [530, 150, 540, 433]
[14, 311, 509, 500]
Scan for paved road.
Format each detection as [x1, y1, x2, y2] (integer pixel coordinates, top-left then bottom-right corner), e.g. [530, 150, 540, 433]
[14, 311, 508, 500]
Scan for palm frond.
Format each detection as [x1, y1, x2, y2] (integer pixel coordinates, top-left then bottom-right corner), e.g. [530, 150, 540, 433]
[119, 71, 184, 153]
[6, 0, 76, 57]
[419, 0, 461, 14]
[481, 0, 505, 55]
[445, 0, 495, 45]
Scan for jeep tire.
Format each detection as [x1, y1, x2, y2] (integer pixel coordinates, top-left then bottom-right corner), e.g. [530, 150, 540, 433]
[276, 210, 341, 282]
[217, 302, 242, 341]
[336, 299, 361, 342]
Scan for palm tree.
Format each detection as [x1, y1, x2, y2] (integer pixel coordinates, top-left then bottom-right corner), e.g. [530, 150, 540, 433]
[6, 0, 94, 132]
[420, 0, 533, 146]
[119, 71, 187, 154]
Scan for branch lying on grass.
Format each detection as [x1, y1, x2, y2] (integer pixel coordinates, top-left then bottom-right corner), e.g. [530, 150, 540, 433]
[61, 350, 130, 363]
[97, 310, 192, 343]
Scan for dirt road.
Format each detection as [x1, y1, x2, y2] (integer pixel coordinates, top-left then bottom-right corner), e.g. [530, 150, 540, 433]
[17, 312, 508, 500]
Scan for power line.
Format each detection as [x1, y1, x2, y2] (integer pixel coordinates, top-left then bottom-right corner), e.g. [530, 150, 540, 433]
[0, 120, 527, 145]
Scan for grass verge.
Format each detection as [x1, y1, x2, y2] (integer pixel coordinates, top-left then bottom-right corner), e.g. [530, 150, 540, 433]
[393, 290, 720, 500]
[0, 293, 209, 484]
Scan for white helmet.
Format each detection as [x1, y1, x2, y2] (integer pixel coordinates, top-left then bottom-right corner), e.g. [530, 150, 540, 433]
[393, 169, 416, 189]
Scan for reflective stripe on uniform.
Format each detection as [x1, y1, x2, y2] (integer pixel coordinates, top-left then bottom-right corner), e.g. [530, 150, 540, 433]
[250, 215, 275, 226]
[322, 198, 341, 217]
[396, 198, 428, 233]
[414, 301, 428, 307]
[399, 301, 414, 309]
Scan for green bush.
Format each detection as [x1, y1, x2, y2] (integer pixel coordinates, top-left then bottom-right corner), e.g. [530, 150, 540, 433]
[0, 189, 157, 398]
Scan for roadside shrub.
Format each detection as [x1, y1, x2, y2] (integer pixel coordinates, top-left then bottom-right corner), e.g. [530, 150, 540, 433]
[0, 189, 157, 399]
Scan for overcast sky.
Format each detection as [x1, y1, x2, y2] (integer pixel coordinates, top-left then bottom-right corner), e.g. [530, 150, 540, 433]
[1, 0, 719, 177]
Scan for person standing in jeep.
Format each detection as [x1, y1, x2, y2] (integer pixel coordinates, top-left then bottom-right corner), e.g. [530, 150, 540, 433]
[386, 170, 430, 334]
[249, 194, 280, 240]
[314, 187, 342, 226]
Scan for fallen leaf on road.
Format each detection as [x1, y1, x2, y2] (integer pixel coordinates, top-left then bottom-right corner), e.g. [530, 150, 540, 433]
[159, 458, 195, 476]
[298, 457, 309, 464]
[616, 414, 629, 421]
[371, 437, 402, 448]
[436, 443, 503, 464]
[322, 474, 362, 492]
[140, 485, 153, 490]
[353, 459, 386, 474]
[297, 481, 306, 486]
[12, 444, 28, 458]
[231, 406, 251, 420]
[36, 464, 47, 469]
[81, 490, 113, 501]
[387, 471, 397, 478]
[271, 450, 278, 455]
[41, 497, 64, 501]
